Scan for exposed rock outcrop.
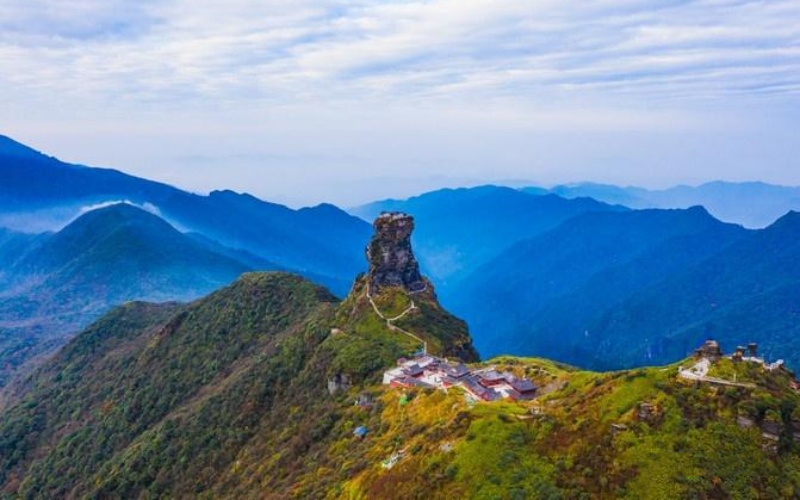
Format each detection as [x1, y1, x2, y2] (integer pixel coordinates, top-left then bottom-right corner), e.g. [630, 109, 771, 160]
[327, 373, 351, 396]
[694, 340, 722, 362]
[366, 212, 425, 295]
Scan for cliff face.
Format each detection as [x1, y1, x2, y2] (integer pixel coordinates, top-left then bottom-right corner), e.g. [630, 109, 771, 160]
[359, 212, 478, 362]
[366, 213, 425, 294]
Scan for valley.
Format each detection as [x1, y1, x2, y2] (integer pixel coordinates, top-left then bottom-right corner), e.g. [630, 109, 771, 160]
[0, 204, 799, 497]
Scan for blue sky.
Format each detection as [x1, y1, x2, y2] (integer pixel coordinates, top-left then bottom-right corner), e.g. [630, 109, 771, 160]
[2, 0, 799, 206]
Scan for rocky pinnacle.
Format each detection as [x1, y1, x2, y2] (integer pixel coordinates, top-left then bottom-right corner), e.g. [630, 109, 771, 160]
[366, 212, 426, 295]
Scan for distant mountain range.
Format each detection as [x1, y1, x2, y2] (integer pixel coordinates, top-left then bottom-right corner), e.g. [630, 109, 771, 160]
[354, 186, 800, 370]
[0, 134, 370, 289]
[0, 203, 280, 386]
[447, 207, 743, 365]
[526, 181, 800, 228]
[351, 185, 625, 285]
[0, 135, 372, 386]
[4, 133, 800, 380]
[585, 210, 800, 367]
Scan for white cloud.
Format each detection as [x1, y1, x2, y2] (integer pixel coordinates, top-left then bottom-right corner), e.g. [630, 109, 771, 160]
[75, 200, 162, 218]
[3, 0, 798, 103]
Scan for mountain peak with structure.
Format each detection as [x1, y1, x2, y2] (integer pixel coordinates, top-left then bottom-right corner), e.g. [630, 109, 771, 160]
[338, 212, 478, 363]
[366, 212, 426, 295]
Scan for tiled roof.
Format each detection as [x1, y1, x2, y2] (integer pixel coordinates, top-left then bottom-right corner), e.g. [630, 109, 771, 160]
[443, 363, 470, 378]
[509, 378, 536, 393]
[404, 364, 424, 377]
[385, 356, 537, 403]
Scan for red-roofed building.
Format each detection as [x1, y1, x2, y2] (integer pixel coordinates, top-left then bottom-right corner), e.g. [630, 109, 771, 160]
[383, 355, 536, 403]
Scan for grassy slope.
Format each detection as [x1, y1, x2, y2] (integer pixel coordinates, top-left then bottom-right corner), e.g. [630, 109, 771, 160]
[337, 358, 800, 499]
[0, 273, 478, 498]
[1, 272, 799, 498]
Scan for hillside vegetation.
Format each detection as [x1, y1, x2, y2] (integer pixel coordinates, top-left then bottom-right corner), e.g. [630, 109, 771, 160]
[0, 204, 276, 388]
[2, 272, 799, 498]
[0, 134, 373, 388]
[339, 358, 800, 499]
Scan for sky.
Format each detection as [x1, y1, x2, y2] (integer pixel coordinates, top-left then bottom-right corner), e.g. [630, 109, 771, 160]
[2, 0, 799, 207]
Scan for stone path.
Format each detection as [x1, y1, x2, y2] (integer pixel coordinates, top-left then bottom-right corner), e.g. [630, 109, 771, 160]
[366, 290, 427, 354]
[678, 358, 756, 388]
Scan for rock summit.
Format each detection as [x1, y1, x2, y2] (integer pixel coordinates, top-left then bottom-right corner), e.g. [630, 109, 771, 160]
[366, 212, 426, 295]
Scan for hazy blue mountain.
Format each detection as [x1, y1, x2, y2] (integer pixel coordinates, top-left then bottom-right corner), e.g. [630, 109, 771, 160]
[0, 135, 370, 288]
[184, 230, 351, 294]
[585, 210, 800, 369]
[6, 203, 258, 296]
[0, 136, 178, 214]
[0, 229, 44, 277]
[0, 136, 45, 161]
[449, 206, 754, 367]
[163, 192, 368, 287]
[351, 185, 625, 285]
[533, 181, 800, 228]
[527, 183, 647, 208]
[0, 203, 276, 387]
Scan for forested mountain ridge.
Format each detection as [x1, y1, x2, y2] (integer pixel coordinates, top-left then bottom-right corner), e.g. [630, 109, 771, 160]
[0, 134, 371, 387]
[2, 213, 800, 498]
[2, 271, 799, 498]
[0, 203, 274, 388]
